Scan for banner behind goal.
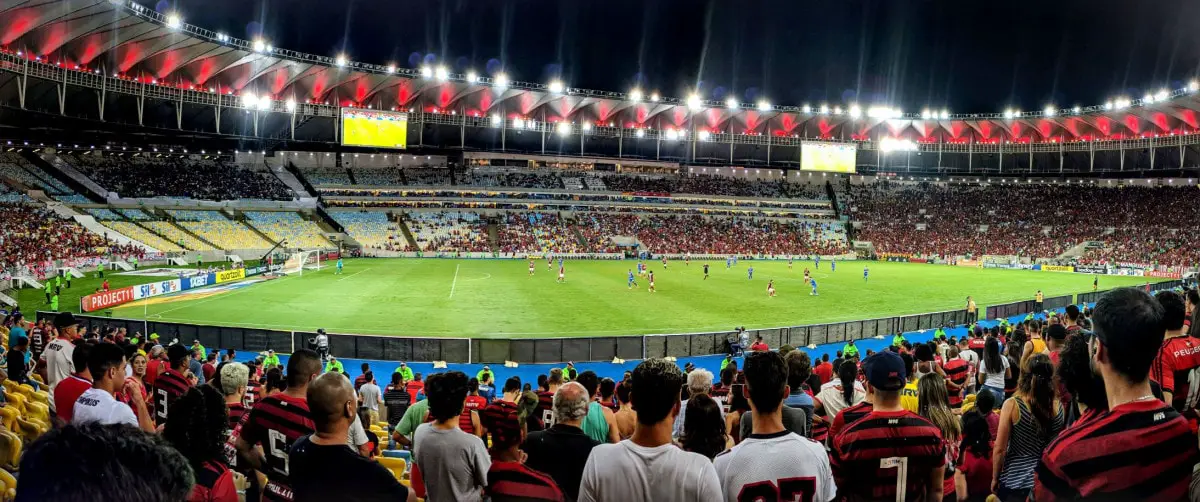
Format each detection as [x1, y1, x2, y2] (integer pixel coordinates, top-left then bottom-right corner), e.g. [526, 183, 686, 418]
[281, 250, 322, 275]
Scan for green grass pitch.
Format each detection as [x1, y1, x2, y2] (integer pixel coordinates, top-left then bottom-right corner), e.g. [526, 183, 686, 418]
[19, 259, 1157, 339]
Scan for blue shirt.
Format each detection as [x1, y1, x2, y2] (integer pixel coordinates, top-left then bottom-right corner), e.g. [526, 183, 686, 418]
[337, 259, 343, 266]
[628, 272, 635, 281]
[477, 383, 496, 404]
[811, 280, 818, 288]
[188, 359, 206, 385]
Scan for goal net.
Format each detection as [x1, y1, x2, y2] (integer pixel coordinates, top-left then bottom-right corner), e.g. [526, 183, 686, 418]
[281, 250, 322, 275]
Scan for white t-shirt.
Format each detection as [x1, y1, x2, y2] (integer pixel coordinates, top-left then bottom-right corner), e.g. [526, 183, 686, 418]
[978, 355, 1010, 389]
[41, 338, 75, 391]
[960, 349, 980, 383]
[578, 440, 722, 502]
[72, 388, 137, 427]
[347, 414, 368, 448]
[713, 431, 836, 502]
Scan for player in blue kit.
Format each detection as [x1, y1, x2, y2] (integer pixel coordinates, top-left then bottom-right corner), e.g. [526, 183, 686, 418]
[814, 255, 820, 269]
[747, 266, 754, 280]
[863, 265, 869, 281]
[831, 259, 836, 272]
[335, 257, 343, 274]
[810, 278, 819, 296]
[627, 269, 638, 289]
[726, 257, 732, 269]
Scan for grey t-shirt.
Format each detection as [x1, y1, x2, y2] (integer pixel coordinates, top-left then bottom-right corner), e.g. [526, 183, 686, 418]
[739, 405, 810, 441]
[413, 423, 490, 502]
[359, 383, 382, 412]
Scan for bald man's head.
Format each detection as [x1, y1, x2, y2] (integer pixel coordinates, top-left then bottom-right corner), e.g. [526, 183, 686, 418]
[307, 372, 355, 433]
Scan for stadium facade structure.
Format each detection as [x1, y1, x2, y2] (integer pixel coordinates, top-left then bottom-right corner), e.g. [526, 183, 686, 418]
[4, 0, 1200, 177]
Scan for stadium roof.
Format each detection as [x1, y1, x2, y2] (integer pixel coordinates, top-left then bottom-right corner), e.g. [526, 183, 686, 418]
[6, 0, 1200, 145]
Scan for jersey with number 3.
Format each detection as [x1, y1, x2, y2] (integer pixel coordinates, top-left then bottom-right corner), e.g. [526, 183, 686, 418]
[713, 430, 836, 502]
[238, 394, 314, 501]
[831, 409, 945, 502]
[152, 368, 192, 426]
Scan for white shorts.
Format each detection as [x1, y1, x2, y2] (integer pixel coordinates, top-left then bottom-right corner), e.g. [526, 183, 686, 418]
[649, 281, 655, 287]
[559, 273, 564, 279]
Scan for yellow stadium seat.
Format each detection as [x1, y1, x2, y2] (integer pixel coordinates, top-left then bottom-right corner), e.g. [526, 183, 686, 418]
[24, 401, 48, 425]
[0, 468, 16, 498]
[30, 391, 49, 406]
[376, 457, 406, 483]
[29, 374, 43, 385]
[0, 408, 17, 433]
[0, 432, 20, 471]
[3, 393, 25, 416]
[15, 416, 45, 443]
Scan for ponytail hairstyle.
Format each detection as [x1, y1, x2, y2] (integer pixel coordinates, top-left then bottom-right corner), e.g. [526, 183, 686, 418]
[983, 337, 1003, 376]
[1018, 353, 1057, 439]
[958, 412, 992, 464]
[838, 358, 859, 406]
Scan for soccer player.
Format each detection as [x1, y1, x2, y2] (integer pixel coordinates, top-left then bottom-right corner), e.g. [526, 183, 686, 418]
[703, 263, 710, 280]
[831, 259, 836, 272]
[558, 263, 566, 283]
[810, 278, 818, 296]
[714, 352, 835, 502]
[863, 266, 869, 282]
[788, 257, 793, 269]
[726, 257, 732, 270]
[661, 256, 668, 269]
[804, 268, 811, 284]
[558, 257, 564, 270]
[832, 351, 946, 502]
[648, 270, 656, 293]
[235, 349, 321, 502]
[1034, 288, 1199, 501]
[627, 269, 638, 289]
[547, 255, 553, 271]
[1093, 275, 1098, 291]
[685, 254, 690, 266]
[766, 279, 776, 298]
[335, 257, 343, 274]
[814, 255, 820, 269]
[747, 266, 754, 280]
[528, 259, 535, 276]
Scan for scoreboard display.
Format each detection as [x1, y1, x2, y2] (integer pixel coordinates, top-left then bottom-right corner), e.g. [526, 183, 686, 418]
[341, 108, 408, 149]
[801, 142, 857, 173]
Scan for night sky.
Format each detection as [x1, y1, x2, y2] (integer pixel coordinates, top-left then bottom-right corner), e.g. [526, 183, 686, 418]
[174, 0, 1200, 113]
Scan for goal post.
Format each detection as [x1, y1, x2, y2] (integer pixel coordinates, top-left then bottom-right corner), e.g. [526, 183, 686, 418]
[281, 250, 323, 275]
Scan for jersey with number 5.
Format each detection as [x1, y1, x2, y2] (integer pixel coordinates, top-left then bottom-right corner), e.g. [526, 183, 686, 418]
[713, 431, 836, 502]
[237, 394, 314, 501]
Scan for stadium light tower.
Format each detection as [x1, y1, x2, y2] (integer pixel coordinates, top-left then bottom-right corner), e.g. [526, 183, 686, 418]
[629, 88, 644, 102]
[548, 80, 565, 94]
[494, 73, 510, 89]
[166, 13, 182, 29]
[435, 66, 449, 81]
[757, 100, 771, 112]
[726, 97, 739, 109]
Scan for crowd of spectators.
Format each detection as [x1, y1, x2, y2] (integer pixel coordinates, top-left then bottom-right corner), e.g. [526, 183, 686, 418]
[1, 152, 73, 195]
[65, 154, 292, 201]
[407, 211, 490, 252]
[460, 170, 566, 190]
[576, 214, 849, 256]
[603, 174, 828, 199]
[851, 182, 1200, 266]
[244, 211, 333, 250]
[331, 211, 408, 251]
[496, 212, 586, 254]
[0, 204, 143, 278]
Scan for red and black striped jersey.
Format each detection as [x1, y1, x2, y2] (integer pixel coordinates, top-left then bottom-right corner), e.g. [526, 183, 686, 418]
[486, 461, 565, 502]
[152, 367, 191, 426]
[942, 359, 970, 408]
[227, 401, 247, 431]
[830, 401, 873, 440]
[1151, 336, 1200, 412]
[536, 390, 556, 427]
[238, 393, 314, 501]
[480, 400, 522, 447]
[831, 409, 945, 502]
[1034, 399, 1199, 502]
[244, 379, 262, 408]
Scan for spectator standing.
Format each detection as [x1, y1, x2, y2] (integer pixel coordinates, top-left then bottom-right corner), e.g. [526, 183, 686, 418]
[993, 353, 1063, 501]
[977, 337, 1010, 404]
[460, 378, 487, 437]
[740, 349, 812, 440]
[41, 312, 80, 392]
[955, 412, 995, 502]
[162, 385, 238, 502]
[715, 351, 835, 502]
[831, 351, 946, 502]
[358, 371, 383, 425]
[673, 368, 718, 438]
[354, 363, 371, 390]
[405, 372, 424, 402]
[1035, 288, 1199, 501]
[72, 343, 155, 433]
[201, 353, 218, 383]
[382, 371, 411, 427]
[814, 358, 866, 440]
[412, 371, 491, 502]
[535, 368, 566, 428]
[478, 373, 497, 404]
[613, 381, 636, 440]
[189, 348, 206, 385]
[574, 370, 620, 444]
[235, 349, 321, 502]
[578, 358, 722, 502]
[485, 403, 565, 501]
[522, 381, 599, 502]
[394, 361, 414, 382]
[942, 346, 970, 410]
[289, 372, 414, 502]
[154, 344, 194, 427]
[6, 336, 31, 390]
[218, 363, 249, 429]
[53, 341, 94, 421]
[677, 394, 729, 460]
[1150, 290, 1200, 412]
[917, 373, 962, 500]
[812, 354, 833, 384]
[480, 377, 522, 447]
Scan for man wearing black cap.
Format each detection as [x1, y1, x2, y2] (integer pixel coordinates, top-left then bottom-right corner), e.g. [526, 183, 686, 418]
[831, 350, 945, 502]
[41, 312, 81, 392]
[1035, 288, 1199, 501]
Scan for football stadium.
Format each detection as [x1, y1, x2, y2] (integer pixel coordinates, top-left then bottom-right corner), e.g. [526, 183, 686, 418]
[0, 0, 1199, 500]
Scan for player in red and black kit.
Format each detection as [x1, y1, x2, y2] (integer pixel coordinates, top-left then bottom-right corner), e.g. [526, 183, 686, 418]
[832, 351, 945, 502]
[1035, 288, 1200, 501]
[234, 349, 322, 501]
[153, 344, 194, 427]
[1151, 291, 1200, 417]
[941, 346, 970, 409]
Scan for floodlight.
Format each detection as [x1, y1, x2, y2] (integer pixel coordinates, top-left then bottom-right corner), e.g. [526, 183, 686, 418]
[285, 99, 296, 112]
[435, 66, 449, 81]
[726, 97, 738, 109]
[819, 104, 829, 114]
[650, 92, 660, 102]
[548, 80, 565, 93]
[940, 110, 950, 120]
[494, 73, 509, 89]
[490, 113, 502, 127]
[256, 96, 271, 111]
[466, 71, 478, 83]
[252, 39, 267, 52]
[1155, 89, 1169, 102]
[556, 122, 571, 136]
[1072, 106, 1081, 114]
[166, 13, 182, 29]
[698, 130, 711, 141]
[1044, 106, 1056, 117]
[686, 94, 703, 111]
[335, 55, 348, 67]
[1003, 109, 1015, 119]
[629, 89, 643, 102]
[1143, 93, 1155, 104]
[512, 118, 525, 129]
[1190, 80, 1199, 92]
[582, 123, 592, 132]
[386, 65, 396, 74]
[635, 128, 646, 138]
[848, 104, 862, 119]
[757, 100, 771, 112]
[241, 93, 258, 109]
[921, 109, 932, 119]
[420, 66, 433, 78]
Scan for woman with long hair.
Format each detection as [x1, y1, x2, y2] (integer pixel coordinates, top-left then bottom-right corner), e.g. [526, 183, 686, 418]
[725, 384, 751, 444]
[992, 353, 1063, 502]
[814, 358, 866, 443]
[613, 380, 636, 440]
[678, 394, 730, 460]
[918, 373, 962, 500]
[1003, 340, 1023, 399]
[1054, 333, 1107, 426]
[118, 352, 150, 411]
[162, 385, 237, 502]
[955, 412, 995, 502]
[977, 337, 1011, 404]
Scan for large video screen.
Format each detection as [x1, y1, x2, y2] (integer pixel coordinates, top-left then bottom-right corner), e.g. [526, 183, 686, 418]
[341, 109, 408, 149]
[801, 142, 857, 173]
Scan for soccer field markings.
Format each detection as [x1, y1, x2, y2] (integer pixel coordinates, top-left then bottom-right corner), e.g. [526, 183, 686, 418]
[449, 264, 460, 299]
[337, 268, 370, 281]
[459, 273, 492, 282]
[138, 273, 297, 318]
